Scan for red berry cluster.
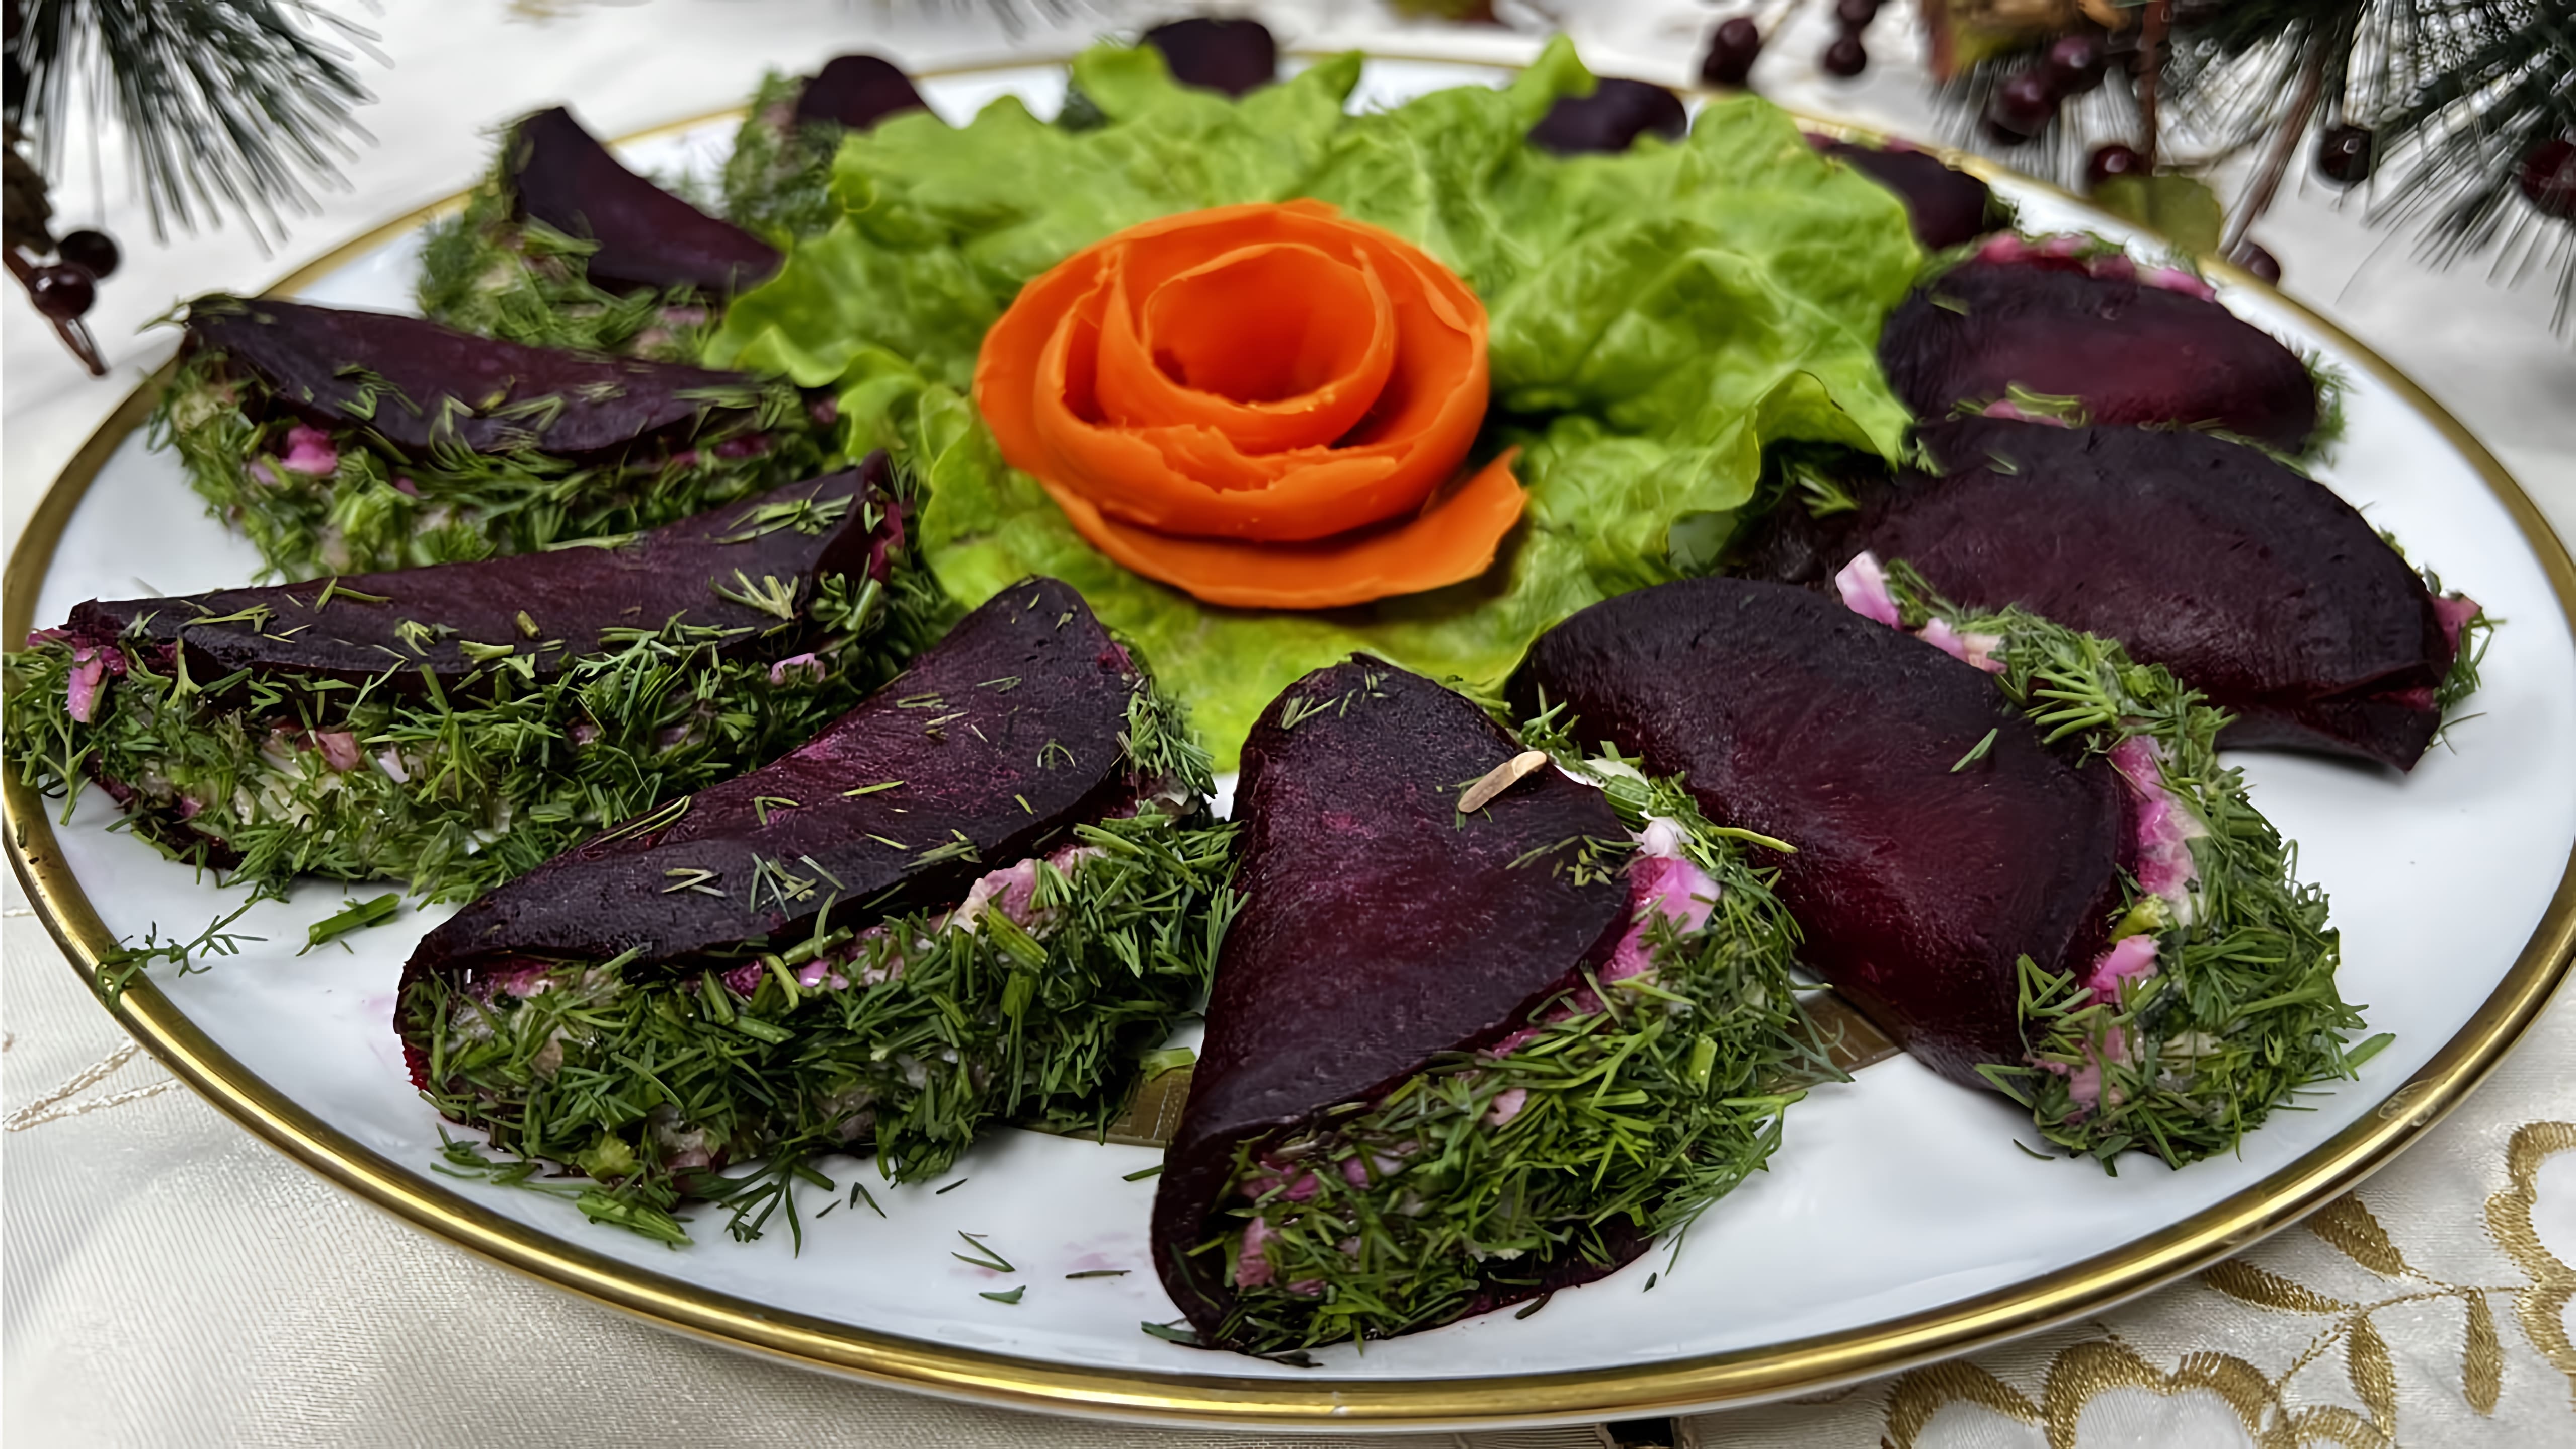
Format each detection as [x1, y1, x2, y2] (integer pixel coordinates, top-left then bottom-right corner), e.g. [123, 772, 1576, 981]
[1699, 16, 1762, 87]
[1983, 33, 2110, 144]
[1824, 0, 1882, 78]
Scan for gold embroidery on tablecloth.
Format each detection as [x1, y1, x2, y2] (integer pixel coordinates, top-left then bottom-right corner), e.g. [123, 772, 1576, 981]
[1874, 1118, 2576, 1448]
[1882, 1360, 2037, 1446]
[4, 1039, 179, 1131]
[2039, 1338, 2270, 1448]
[2484, 1120, 2576, 1408]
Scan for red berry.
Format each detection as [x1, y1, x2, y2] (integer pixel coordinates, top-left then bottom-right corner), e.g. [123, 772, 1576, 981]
[2086, 143, 2145, 187]
[57, 229, 119, 280]
[1834, 0, 1880, 30]
[1983, 70, 2059, 143]
[1700, 17, 1762, 87]
[2315, 125, 2373, 185]
[2519, 137, 2576, 219]
[2044, 35, 2107, 95]
[1823, 34, 1868, 77]
[2229, 239, 2282, 284]
[29, 263, 95, 321]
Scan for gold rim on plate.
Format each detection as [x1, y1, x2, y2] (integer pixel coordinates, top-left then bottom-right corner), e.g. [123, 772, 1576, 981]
[6, 53, 2574, 1430]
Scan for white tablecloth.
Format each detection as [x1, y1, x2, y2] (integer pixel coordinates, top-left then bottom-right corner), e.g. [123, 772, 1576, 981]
[6, 5, 2572, 1445]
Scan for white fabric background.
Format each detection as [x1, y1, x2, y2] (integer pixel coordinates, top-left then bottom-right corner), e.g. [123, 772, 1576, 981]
[4, 4, 2572, 1445]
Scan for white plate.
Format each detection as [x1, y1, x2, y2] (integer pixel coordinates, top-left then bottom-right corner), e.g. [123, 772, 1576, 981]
[9, 56, 2575, 1431]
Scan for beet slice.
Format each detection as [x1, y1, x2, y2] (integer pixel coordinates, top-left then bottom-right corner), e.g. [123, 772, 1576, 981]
[1738, 419, 2466, 769]
[1880, 249, 2319, 451]
[505, 107, 780, 296]
[1530, 77, 1689, 155]
[794, 54, 931, 130]
[57, 458, 897, 695]
[1152, 661, 1635, 1345]
[1511, 578, 2130, 1086]
[1141, 17, 1279, 97]
[1809, 136, 1994, 250]
[407, 577, 1139, 985]
[183, 295, 763, 456]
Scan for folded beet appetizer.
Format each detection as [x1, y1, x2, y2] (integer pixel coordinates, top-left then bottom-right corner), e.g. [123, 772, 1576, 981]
[1515, 576, 2377, 1167]
[400, 578, 1233, 1242]
[159, 295, 834, 579]
[3, 463, 928, 902]
[1881, 234, 2323, 452]
[1529, 77, 1688, 155]
[1151, 661, 1815, 1353]
[723, 55, 930, 242]
[418, 106, 781, 357]
[1808, 136, 1998, 250]
[1738, 419, 2487, 770]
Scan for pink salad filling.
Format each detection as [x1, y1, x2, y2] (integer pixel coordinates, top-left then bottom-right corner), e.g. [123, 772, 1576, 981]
[2432, 594, 2481, 656]
[767, 652, 826, 685]
[713, 843, 1098, 999]
[279, 424, 339, 476]
[1978, 398, 2070, 427]
[1975, 233, 2218, 300]
[1836, 552, 2003, 673]
[62, 643, 124, 723]
[313, 731, 364, 773]
[1833, 551, 1902, 627]
[2110, 736, 2205, 912]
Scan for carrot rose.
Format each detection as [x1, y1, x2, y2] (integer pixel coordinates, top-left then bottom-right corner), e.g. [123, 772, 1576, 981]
[974, 199, 1522, 609]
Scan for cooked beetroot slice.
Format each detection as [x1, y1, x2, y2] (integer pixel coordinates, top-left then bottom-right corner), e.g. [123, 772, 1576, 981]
[1811, 137, 1993, 250]
[1142, 17, 1278, 96]
[794, 54, 930, 130]
[1740, 420, 2458, 770]
[59, 458, 896, 693]
[1530, 77, 1689, 156]
[1153, 662, 1633, 1345]
[183, 295, 760, 455]
[507, 107, 780, 296]
[1511, 578, 2129, 1087]
[406, 578, 1139, 985]
[1881, 257, 2318, 450]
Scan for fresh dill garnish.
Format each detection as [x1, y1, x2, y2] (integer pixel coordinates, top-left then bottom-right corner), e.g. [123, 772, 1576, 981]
[953, 1232, 1015, 1272]
[1121, 1164, 1164, 1182]
[1950, 727, 1999, 772]
[1066, 1269, 1130, 1279]
[979, 1286, 1026, 1305]
[92, 901, 265, 1000]
[299, 893, 403, 955]
[934, 1178, 969, 1195]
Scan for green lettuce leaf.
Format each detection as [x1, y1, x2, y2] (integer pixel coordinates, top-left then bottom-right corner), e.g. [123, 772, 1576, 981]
[708, 38, 1920, 765]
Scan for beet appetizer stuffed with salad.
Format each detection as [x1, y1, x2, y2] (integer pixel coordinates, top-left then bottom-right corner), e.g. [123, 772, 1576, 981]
[402, 578, 1235, 1241]
[1880, 234, 2325, 453]
[159, 295, 836, 579]
[4, 462, 930, 907]
[1740, 418, 2487, 770]
[1516, 576, 2375, 1167]
[1151, 661, 1817, 1353]
[417, 106, 782, 358]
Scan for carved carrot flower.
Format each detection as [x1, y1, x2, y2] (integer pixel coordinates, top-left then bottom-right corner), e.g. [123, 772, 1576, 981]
[974, 199, 1521, 609]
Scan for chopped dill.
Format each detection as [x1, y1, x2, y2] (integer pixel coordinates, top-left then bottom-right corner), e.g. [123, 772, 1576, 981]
[299, 893, 403, 955]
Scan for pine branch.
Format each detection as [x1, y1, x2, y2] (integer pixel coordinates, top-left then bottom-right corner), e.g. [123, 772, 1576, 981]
[10, 0, 378, 243]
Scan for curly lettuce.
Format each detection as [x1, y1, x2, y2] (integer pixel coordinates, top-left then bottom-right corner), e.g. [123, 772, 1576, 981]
[710, 38, 1918, 764]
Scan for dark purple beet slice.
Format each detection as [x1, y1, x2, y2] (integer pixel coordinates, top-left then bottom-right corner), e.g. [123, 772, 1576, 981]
[1809, 135, 1994, 250]
[507, 107, 780, 296]
[1881, 254, 2319, 451]
[1142, 17, 1278, 97]
[406, 578, 1139, 985]
[183, 295, 761, 456]
[1530, 77, 1689, 156]
[793, 54, 930, 130]
[1739, 419, 2461, 770]
[1510, 579, 2130, 1087]
[1152, 661, 1634, 1346]
[56, 458, 897, 694]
